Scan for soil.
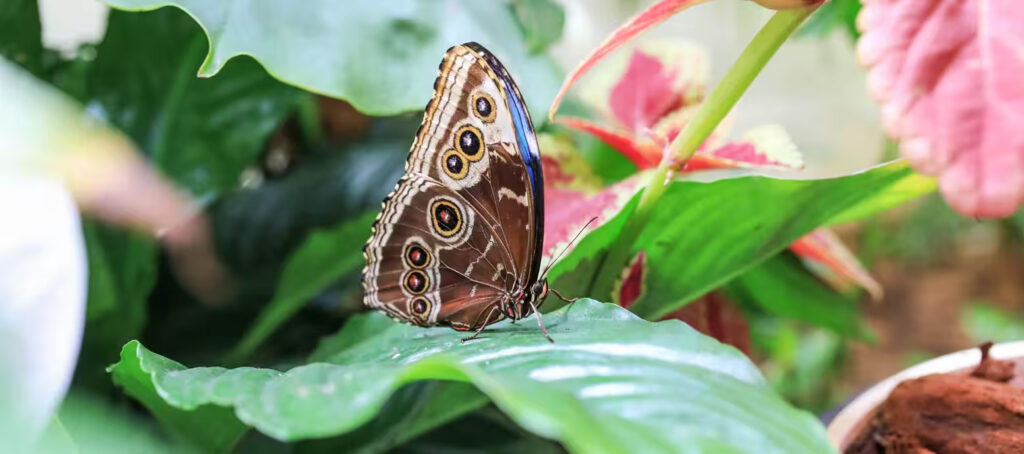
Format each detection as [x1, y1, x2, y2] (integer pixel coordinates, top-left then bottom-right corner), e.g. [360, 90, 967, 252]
[844, 344, 1024, 454]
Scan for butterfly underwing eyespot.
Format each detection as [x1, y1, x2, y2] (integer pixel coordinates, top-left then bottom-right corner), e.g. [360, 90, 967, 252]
[403, 270, 429, 295]
[454, 125, 483, 160]
[362, 42, 552, 337]
[471, 92, 496, 123]
[410, 297, 431, 317]
[441, 149, 468, 179]
[404, 243, 431, 269]
[429, 199, 462, 237]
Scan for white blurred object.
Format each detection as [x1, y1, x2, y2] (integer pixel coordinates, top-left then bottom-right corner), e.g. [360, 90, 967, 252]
[552, 0, 884, 177]
[0, 176, 87, 451]
[38, 0, 109, 55]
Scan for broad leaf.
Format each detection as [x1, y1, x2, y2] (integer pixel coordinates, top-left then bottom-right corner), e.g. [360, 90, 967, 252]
[110, 300, 832, 453]
[87, 8, 301, 196]
[548, 161, 930, 320]
[858, 0, 1024, 217]
[103, 0, 562, 117]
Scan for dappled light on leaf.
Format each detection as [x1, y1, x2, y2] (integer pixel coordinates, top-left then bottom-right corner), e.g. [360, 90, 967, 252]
[109, 300, 832, 452]
[858, 0, 1024, 217]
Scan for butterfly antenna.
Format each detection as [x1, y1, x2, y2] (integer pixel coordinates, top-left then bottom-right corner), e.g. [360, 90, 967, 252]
[539, 216, 598, 279]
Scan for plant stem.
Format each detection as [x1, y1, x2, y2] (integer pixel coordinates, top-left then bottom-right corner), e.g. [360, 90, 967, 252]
[590, 6, 819, 302]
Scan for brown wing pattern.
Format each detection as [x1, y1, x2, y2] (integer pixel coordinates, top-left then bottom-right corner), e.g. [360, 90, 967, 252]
[362, 44, 540, 330]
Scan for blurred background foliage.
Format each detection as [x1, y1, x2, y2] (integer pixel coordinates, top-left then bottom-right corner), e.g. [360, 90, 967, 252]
[5, 0, 1024, 451]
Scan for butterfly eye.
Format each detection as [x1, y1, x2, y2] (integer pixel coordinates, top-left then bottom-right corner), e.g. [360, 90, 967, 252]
[454, 125, 483, 161]
[471, 93, 495, 123]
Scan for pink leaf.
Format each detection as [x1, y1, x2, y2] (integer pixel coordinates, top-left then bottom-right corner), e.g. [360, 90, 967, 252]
[548, 0, 712, 121]
[788, 229, 883, 300]
[609, 50, 687, 132]
[540, 135, 645, 259]
[702, 124, 803, 170]
[557, 116, 661, 168]
[613, 251, 647, 308]
[858, 0, 1024, 217]
[662, 292, 751, 355]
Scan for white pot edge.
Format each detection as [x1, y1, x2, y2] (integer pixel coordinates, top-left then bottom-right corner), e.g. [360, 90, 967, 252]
[826, 340, 1024, 449]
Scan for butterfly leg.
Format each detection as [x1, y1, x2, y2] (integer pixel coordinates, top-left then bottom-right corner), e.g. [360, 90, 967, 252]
[460, 307, 499, 343]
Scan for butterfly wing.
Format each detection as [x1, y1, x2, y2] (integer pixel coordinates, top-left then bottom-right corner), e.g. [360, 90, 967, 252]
[362, 43, 544, 330]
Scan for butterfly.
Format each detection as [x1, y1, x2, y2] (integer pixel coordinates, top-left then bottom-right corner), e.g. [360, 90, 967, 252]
[361, 42, 575, 342]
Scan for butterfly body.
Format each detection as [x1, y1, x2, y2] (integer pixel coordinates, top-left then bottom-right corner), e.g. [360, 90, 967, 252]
[362, 42, 550, 337]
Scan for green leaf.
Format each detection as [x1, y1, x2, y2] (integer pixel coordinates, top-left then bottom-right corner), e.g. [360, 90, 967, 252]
[226, 211, 377, 363]
[0, 0, 43, 74]
[510, 0, 565, 53]
[725, 254, 875, 341]
[110, 300, 831, 453]
[297, 382, 489, 453]
[77, 221, 158, 390]
[962, 302, 1024, 344]
[37, 391, 188, 454]
[102, 0, 562, 117]
[109, 342, 248, 452]
[87, 8, 301, 196]
[549, 161, 928, 320]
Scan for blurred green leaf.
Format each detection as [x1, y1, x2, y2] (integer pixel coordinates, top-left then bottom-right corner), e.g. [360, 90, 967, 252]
[76, 221, 157, 389]
[212, 118, 413, 271]
[227, 211, 376, 363]
[102, 0, 562, 117]
[385, 406, 565, 454]
[962, 302, 1024, 344]
[751, 321, 847, 414]
[548, 161, 929, 320]
[110, 300, 831, 453]
[297, 382, 490, 454]
[37, 392, 187, 454]
[726, 253, 875, 341]
[510, 0, 565, 53]
[87, 8, 301, 196]
[0, 0, 43, 74]
[796, 0, 862, 40]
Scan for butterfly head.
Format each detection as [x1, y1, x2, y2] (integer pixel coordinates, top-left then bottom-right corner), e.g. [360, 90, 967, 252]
[504, 280, 549, 320]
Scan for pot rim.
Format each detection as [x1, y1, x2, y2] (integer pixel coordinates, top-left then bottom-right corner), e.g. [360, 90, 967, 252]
[826, 340, 1024, 449]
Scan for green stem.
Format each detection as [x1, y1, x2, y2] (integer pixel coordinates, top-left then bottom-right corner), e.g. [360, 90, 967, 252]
[590, 6, 818, 301]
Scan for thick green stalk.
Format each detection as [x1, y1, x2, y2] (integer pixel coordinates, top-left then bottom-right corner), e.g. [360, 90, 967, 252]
[590, 6, 819, 302]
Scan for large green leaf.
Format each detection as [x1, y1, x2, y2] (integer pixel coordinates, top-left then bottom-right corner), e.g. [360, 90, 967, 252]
[548, 161, 929, 320]
[102, 0, 562, 117]
[87, 7, 301, 196]
[110, 300, 831, 453]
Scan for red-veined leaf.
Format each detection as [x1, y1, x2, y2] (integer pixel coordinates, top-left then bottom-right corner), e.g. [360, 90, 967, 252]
[556, 116, 660, 168]
[540, 135, 646, 260]
[788, 228, 883, 300]
[858, 0, 1024, 217]
[661, 292, 752, 355]
[548, 0, 712, 120]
